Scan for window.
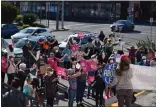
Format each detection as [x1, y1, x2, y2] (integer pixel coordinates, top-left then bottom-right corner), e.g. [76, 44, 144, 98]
[20, 28, 35, 34]
[35, 29, 46, 34]
[2, 25, 8, 30]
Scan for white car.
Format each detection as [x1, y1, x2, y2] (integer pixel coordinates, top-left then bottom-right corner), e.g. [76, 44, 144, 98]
[11, 27, 52, 44]
[59, 33, 98, 51]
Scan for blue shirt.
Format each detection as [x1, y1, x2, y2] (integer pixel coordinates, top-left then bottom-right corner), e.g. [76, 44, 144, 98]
[62, 48, 72, 62]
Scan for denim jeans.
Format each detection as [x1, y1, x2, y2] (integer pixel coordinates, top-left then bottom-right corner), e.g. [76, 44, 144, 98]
[76, 80, 86, 103]
[68, 89, 76, 107]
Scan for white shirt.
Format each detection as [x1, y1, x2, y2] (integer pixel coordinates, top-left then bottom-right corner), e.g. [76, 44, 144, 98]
[7, 48, 15, 60]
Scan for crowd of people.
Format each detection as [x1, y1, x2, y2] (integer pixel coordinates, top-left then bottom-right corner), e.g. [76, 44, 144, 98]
[1, 31, 156, 107]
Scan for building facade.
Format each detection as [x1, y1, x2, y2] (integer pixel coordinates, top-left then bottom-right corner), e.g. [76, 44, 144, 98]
[7, 1, 156, 22]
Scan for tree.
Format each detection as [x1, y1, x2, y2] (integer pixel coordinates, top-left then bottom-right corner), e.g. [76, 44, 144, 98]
[2, 2, 19, 23]
[23, 13, 37, 25]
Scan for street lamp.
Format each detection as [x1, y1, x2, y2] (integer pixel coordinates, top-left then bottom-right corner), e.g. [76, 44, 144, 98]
[61, 0, 64, 29]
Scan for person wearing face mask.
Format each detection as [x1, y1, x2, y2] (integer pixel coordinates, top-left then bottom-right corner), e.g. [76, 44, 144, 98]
[7, 56, 18, 85]
[67, 64, 82, 107]
[112, 55, 133, 107]
[104, 56, 116, 99]
[44, 67, 58, 107]
[150, 58, 156, 67]
[138, 56, 150, 66]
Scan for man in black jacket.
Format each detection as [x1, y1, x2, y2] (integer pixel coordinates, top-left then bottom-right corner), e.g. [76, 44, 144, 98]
[22, 39, 31, 68]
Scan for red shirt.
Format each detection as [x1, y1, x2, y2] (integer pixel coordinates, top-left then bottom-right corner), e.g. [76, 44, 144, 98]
[1, 56, 7, 72]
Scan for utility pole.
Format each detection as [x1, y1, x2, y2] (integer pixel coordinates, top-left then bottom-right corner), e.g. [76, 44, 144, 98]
[48, 2, 50, 27]
[61, 0, 64, 29]
[56, 2, 59, 30]
[45, 2, 48, 27]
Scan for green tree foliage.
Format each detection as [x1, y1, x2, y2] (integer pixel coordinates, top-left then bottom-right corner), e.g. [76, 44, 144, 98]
[23, 13, 37, 25]
[2, 2, 19, 23]
[136, 37, 156, 51]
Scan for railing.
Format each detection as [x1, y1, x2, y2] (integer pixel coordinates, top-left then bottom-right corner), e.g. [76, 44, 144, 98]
[2, 82, 52, 107]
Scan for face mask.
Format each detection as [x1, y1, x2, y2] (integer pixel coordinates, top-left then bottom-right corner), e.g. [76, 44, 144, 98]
[55, 50, 58, 53]
[10, 58, 14, 61]
[50, 71, 54, 75]
[110, 60, 114, 63]
[72, 65, 75, 69]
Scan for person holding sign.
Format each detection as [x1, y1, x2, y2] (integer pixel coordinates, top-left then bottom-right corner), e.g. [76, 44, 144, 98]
[112, 55, 133, 107]
[67, 64, 82, 107]
[94, 63, 105, 107]
[103, 56, 117, 99]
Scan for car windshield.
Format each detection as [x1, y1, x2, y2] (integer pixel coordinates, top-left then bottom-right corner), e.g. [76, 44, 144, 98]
[15, 39, 36, 48]
[116, 20, 126, 24]
[20, 28, 35, 34]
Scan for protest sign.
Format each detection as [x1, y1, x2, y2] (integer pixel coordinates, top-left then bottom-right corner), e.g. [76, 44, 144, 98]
[88, 60, 98, 71]
[102, 63, 118, 84]
[71, 44, 79, 53]
[78, 32, 84, 38]
[80, 60, 89, 72]
[56, 66, 66, 77]
[130, 64, 156, 90]
[88, 76, 95, 85]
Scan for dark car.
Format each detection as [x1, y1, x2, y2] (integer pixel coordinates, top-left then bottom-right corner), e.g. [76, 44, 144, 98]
[1, 24, 19, 38]
[110, 20, 135, 32]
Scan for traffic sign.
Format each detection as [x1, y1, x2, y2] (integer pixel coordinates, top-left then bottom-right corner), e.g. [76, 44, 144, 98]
[150, 17, 153, 23]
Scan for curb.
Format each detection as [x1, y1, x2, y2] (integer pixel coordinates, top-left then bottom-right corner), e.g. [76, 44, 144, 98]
[108, 90, 146, 107]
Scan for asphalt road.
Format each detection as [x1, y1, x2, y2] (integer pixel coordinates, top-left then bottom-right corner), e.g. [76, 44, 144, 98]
[4, 20, 156, 107]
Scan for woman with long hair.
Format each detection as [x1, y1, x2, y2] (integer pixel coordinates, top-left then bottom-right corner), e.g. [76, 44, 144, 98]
[113, 55, 133, 107]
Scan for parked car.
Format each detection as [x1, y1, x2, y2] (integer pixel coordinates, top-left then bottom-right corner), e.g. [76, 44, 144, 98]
[1, 24, 19, 38]
[11, 27, 52, 44]
[110, 20, 135, 32]
[59, 33, 98, 52]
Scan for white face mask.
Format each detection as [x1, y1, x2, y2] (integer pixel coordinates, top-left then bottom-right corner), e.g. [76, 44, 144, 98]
[72, 65, 75, 69]
[55, 50, 58, 53]
[110, 60, 114, 63]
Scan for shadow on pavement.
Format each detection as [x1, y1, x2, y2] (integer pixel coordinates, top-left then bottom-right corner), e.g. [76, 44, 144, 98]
[132, 103, 142, 107]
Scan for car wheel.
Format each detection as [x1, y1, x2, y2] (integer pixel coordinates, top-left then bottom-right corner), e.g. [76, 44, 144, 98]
[111, 27, 115, 32]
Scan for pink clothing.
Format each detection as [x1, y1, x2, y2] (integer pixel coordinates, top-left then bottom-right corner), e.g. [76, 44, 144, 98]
[1, 56, 7, 72]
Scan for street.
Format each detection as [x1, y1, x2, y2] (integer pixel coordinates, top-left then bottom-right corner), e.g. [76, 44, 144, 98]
[4, 20, 156, 107]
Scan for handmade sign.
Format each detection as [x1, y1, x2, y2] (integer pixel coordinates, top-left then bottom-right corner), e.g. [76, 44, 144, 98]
[88, 60, 98, 71]
[102, 63, 118, 84]
[71, 43, 79, 53]
[80, 60, 89, 72]
[88, 76, 95, 85]
[78, 32, 84, 38]
[56, 66, 66, 77]
[130, 64, 156, 90]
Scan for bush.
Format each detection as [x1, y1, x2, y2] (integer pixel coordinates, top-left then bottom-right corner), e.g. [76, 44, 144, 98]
[136, 37, 156, 51]
[31, 23, 46, 28]
[15, 15, 23, 26]
[18, 24, 29, 30]
[2, 2, 19, 23]
[23, 13, 37, 25]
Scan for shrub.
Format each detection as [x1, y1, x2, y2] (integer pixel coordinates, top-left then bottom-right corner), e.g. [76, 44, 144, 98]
[18, 24, 29, 30]
[31, 23, 47, 28]
[2, 2, 19, 23]
[136, 37, 156, 51]
[23, 13, 37, 25]
[15, 15, 23, 26]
